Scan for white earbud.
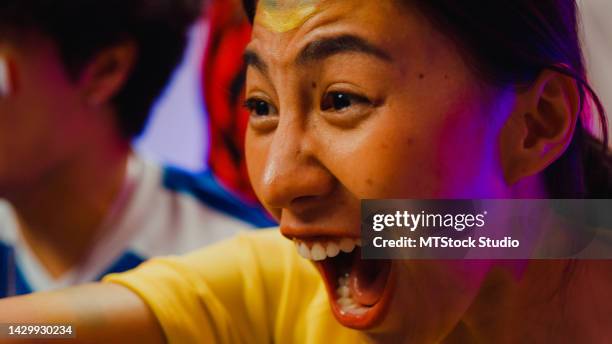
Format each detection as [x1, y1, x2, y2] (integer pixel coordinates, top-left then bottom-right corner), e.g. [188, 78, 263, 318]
[0, 56, 11, 97]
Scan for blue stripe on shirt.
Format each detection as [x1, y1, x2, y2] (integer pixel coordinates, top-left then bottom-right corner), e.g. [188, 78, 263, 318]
[96, 251, 145, 280]
[0, 241, 32, 298]
[0, 241, 10, 297]
[162, 167, 277, 228]
[1, 246, 145, 298]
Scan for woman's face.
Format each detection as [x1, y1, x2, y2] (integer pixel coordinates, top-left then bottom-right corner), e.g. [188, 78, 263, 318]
[245, 0, 516, 340]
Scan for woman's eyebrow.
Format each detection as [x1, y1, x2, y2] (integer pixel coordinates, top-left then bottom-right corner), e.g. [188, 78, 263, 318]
[244, 49, 269, 75]
[296, 34, 392, 65]
[242, 34, 391, 75]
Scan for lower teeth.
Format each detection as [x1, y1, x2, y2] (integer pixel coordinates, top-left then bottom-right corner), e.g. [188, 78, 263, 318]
[335, 273, 370, 316]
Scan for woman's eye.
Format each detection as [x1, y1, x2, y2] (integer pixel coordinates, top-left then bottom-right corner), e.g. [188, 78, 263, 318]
[244, 98, 276, 117]
[321, 92, 369, 112]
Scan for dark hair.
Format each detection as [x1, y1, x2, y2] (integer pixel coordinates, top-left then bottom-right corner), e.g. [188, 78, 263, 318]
[0, 0, 201, 139]
[242, 0, 612, 198]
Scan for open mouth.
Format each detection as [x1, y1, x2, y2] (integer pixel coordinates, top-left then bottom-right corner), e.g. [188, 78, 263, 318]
[294, 238, 394, 329]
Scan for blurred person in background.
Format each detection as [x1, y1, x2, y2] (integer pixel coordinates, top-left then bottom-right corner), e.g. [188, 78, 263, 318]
[0, 0, 273, 298]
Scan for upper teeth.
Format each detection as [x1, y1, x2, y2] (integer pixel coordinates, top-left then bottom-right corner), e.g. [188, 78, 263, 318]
[295, 238, 362, 261]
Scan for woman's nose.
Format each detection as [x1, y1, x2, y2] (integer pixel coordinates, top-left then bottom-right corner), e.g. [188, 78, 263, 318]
[259, 120, 335, 213]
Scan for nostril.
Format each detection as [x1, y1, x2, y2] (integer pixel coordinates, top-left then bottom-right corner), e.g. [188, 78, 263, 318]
[290, 194, 321, 208]
[286, 190, 338, 219]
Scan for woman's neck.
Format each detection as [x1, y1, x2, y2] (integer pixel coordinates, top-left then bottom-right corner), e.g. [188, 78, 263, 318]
[454, 260, 611, 342]
[507, 173, 549, 199]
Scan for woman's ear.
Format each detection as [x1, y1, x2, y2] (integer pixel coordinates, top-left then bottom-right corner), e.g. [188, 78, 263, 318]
[499, 69, 580, 185]
[79, 41, 137, 107]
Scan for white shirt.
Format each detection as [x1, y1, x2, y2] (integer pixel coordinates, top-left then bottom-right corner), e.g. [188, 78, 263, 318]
[0, 155, 274, 296]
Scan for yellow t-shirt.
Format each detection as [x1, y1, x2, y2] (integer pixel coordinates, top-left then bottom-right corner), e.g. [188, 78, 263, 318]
[104, 230, 366, 343]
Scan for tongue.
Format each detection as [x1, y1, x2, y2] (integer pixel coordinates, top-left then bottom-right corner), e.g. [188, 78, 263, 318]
[348, 249, 390, 307]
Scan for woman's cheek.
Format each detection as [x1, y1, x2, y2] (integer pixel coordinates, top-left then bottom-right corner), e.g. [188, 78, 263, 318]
[245, 131, 270, 201]
[316, 122, 437, 198]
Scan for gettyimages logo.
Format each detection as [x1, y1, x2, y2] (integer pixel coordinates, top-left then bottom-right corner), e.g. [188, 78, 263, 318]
[371, 211, 487, 232]
[361, 199, 612, 260]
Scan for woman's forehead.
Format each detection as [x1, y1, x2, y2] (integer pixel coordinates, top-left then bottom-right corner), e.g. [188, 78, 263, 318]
[256, 0, 324, 32]
[248, 0, 441, 72]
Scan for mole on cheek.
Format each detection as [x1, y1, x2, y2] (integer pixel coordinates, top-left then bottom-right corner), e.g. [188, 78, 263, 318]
[312, 82, 317, 88]
[366, 178, 374, 186]
[418, 73, 425, 79]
